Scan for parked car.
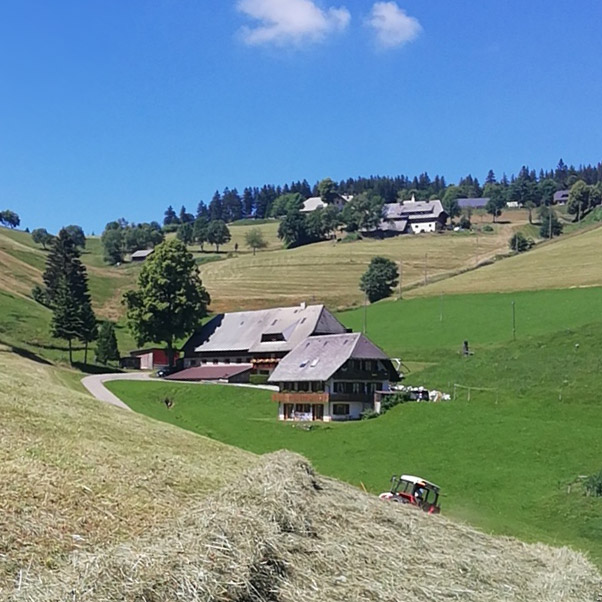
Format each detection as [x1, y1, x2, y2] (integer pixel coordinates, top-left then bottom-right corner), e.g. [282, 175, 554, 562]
[156, 367, 177, 378]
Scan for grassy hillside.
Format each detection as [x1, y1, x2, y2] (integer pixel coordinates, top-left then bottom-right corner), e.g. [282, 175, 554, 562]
[338, 286, 602, 359]
[0, 348, 255, 592]
[0, 227, 140, 366]
[0, 226, 138, 320]
[108, 315, 602, 567]
[199, 223, 519, 312]
[2, 348, 599, 600]
[409, 223, 602, 298]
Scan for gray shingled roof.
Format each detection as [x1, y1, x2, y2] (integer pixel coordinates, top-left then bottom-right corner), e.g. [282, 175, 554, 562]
[268, 332, 393, 382]
[554, 190, 570, 202]
[383, 200, 446, 220]
[457, 197, 490, 209]
[166, 364, 252, 381]
[131, 249, 154, 259]
[192, 304, 346, 355]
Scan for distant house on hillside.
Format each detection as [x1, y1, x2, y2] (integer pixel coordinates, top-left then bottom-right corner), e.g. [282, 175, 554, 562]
[269, 332, 400, 421]
[554, 190, 570, 205]
[300, 194, 352, 213]
[181, 303, 348, 376]
[457, 197, 490, 210]
[131, 249, 154, 262]
[379, 198, 448, 235]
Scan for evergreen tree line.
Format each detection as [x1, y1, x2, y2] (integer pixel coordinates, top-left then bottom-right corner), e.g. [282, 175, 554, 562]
[162, 159, 602, 224]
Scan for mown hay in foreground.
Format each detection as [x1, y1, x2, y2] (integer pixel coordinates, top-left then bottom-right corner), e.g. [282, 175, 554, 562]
[14, 451, 601, 602]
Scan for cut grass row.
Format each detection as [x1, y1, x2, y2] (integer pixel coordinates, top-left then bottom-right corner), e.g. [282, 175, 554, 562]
[198, 225, 517, 312]
[108, 318, 602, 567]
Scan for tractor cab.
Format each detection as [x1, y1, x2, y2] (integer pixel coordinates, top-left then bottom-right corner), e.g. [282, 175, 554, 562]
[379, 474, 441, 514]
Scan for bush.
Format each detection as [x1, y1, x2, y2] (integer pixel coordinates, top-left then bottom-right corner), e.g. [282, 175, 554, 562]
[459, 215, 472, 230]
[360, 409, 379, 420]
[509, 232, 533, 253]
[585, 470, 602, 497]
[363, 391, 412, 420]
[250, 374, 269, 385]
[381, 390, 412, 413]
[341, 232, 362, 243]
[482, 224, 494, 232]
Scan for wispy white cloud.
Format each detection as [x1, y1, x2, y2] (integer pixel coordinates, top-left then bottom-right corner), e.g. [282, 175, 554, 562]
[366, 2, 421, 49]
[236, 0, 351, 47]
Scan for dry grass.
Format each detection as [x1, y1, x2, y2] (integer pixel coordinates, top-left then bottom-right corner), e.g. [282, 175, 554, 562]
[0, 228, 136, 320]
[0, 349, 255, 593]
[199, 224, 518, 312]
[14, 452, 601, 602]
[410, 224, 602, 298]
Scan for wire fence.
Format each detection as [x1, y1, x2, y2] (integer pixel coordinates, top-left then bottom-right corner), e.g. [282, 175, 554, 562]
[453, 383, 499, 404]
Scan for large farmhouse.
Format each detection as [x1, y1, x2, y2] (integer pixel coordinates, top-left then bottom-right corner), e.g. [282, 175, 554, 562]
[380, 198, 448, 234]
[268, 332, 400, 422]
[181, 303, 347, 374]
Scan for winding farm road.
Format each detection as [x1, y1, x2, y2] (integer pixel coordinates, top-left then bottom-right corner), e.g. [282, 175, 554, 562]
[81, 372, 279, 411]
[81, 372, 153, 411]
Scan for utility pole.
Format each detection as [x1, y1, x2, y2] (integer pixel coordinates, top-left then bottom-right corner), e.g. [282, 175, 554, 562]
[512, 300, 516, 341]
[363, 293, 367, 334]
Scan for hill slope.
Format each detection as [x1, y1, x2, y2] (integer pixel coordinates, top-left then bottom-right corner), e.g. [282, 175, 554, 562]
[410, 224, 602, 298]
[1, 350, 599, 600]
[0, 347, 255, 593]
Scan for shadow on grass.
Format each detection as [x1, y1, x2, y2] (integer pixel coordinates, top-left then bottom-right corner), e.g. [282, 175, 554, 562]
[72, 362, 123, 375]
[0, 341, 53, 365]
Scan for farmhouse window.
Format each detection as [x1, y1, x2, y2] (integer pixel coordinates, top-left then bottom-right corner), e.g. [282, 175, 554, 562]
[295, 404, 311, 414]
[332, 404, 350, 416]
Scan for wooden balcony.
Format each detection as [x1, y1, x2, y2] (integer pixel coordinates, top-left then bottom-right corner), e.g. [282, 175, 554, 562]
[272, 392, 328, 404]
[272, 392, 373, 404]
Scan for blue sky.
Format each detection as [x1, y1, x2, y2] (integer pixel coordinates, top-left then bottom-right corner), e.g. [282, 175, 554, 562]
[2, 0, 602, 233]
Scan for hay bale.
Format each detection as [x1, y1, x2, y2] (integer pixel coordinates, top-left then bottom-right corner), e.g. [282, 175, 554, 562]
[11, 451, 602, 602]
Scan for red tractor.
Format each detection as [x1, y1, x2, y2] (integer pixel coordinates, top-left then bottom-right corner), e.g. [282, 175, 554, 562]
[379, 474, 441, 514]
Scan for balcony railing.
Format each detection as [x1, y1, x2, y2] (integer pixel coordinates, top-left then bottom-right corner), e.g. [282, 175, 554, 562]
[272, 392, 374, 404]
[272, 392, 329, 404]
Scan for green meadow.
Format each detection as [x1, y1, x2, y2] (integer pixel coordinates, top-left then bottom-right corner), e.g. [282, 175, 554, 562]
[107, 286, 602, 567]
[338, 287, 602, 359]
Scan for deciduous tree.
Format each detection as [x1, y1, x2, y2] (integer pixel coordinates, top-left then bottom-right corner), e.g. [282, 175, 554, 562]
[245, 228, 268, 255]
[206, 219, 231, 252]
[31, 228, 54, 249]
[360, 256, 399, 303]
[0, 210, 20, 228]
[123, 239, 210, 367]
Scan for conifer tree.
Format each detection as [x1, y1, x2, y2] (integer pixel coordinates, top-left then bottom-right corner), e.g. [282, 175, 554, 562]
[44, 229, 97, 364]
[96, 321, 120, 365]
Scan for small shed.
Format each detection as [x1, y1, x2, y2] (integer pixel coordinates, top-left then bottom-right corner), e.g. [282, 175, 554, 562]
[131, 249, 154, 262]
[120, 348, 179, 370]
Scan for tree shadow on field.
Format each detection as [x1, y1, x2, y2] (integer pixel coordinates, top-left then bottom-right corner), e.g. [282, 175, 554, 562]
[0, 340, 53, 365]
[72, 362, 123, 375]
